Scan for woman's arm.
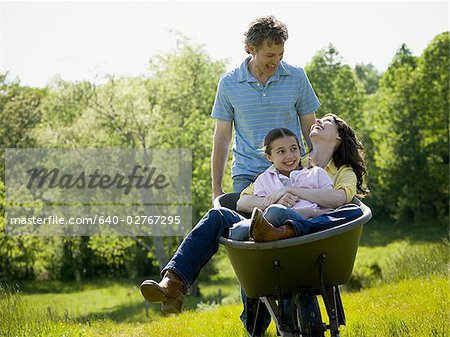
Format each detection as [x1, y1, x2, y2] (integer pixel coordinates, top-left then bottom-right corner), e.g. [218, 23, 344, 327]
[290, 187, 347, 209]
[237, 188, 298, 212]
[291, 165, 356, 208]
[236, 194, 271, 212]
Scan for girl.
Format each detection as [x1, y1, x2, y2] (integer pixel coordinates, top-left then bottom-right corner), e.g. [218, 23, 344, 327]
[238, 113, 368, 241]
[227, 127, 334, 241]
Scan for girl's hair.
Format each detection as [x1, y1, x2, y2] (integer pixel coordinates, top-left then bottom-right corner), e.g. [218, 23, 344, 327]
[325, 113, 368, 196]
[263, 128, 300, 156]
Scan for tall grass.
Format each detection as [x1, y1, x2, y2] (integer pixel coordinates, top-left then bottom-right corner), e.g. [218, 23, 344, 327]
[0, 283, 69, 336]
[341, 276, 449, 337]
[383, 239, 449, 282]
[347, 239, 448, 291]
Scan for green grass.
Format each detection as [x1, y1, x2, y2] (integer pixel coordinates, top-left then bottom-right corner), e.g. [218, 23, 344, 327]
[1, 275, 448, 337]
[1, 219, 448, 336]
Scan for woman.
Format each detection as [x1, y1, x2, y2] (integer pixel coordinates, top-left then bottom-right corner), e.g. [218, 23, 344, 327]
[238, 113, 368, 241]
[226, 127, 334, 241]
[140, 113, 367, 317]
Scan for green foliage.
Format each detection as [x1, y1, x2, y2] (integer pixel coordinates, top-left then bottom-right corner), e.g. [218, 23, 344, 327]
[354, 63, 381, 95]
[0, 73, 45, 177]
[1, 32, 449, 282]
[145, 35, 227, 218]
[371, 35, 449, 222]
[1, 36, 227, 280]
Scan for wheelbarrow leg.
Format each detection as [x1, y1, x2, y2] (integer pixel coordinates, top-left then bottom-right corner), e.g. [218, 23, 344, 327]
[318, 253, 345, 337]
[260, 296, 300, 337]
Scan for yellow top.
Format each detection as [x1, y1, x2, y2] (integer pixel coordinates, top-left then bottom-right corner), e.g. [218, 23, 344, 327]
[241, 160, 357, 204]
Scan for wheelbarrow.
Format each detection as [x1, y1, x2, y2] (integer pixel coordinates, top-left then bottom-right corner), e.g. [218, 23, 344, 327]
[215, 193, 372, 337]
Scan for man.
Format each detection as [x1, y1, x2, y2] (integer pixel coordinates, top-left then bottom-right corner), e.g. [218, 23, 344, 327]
[210, 16, 321, 336]
[211, 15, 320, 200]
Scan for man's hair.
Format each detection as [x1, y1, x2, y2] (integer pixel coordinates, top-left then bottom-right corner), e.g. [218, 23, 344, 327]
[244, 16, 288, 54]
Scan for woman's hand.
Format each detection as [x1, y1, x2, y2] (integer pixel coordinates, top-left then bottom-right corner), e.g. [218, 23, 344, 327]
[276, 193, 298, 207]
[295, 207, 334, 219]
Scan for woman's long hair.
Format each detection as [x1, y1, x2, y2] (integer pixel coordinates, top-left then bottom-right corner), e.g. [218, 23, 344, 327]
[326, 113, 369, 196]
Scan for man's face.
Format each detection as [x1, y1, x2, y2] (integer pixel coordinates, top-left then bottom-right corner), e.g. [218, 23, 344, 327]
[248, 40, 285, 78]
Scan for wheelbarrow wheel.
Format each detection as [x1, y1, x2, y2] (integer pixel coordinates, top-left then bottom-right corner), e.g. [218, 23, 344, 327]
[295, 290, 325, 337]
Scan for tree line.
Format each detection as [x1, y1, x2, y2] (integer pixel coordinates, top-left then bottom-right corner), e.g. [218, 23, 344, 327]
[0, 32, 448, 281]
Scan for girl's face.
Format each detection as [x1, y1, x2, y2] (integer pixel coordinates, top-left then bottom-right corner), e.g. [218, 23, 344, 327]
[309, 115, 340, 142]
[267, 136, 301, 176]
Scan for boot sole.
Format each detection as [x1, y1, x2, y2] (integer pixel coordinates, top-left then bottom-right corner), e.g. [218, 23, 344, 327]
[140, 280, 183, 314]
[140, 280, 168, 303]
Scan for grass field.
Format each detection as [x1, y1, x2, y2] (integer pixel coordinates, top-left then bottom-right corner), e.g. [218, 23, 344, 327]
[1, 218, 448, 336]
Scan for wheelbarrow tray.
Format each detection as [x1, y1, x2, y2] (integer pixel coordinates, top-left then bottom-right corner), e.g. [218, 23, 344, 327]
[218, 201, 371, 299]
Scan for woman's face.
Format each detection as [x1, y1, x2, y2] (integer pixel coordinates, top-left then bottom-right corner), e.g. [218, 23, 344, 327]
[267, 136, 301, 176]
[309, 115, 340, 143]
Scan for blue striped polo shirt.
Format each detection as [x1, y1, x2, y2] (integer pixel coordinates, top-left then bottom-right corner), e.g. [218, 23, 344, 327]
[211, 57, 321, 178]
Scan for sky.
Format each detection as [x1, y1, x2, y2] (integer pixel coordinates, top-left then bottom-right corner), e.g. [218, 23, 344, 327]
[0, 1, 448, 88]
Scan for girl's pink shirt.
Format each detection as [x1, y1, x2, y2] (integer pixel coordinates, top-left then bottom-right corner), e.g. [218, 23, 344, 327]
[253, 166, 334, 211]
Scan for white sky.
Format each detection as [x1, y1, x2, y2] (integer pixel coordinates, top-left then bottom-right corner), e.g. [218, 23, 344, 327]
[0, 1, 448, 87]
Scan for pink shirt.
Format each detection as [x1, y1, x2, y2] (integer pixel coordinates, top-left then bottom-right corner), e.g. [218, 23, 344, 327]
[253, 166, 334, 211]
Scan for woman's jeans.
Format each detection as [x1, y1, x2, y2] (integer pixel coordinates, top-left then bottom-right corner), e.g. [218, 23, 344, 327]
[162, 207, 244, 287]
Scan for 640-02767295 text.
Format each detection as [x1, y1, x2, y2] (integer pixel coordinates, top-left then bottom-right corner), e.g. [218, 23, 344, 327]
[8, 214, 182, 226]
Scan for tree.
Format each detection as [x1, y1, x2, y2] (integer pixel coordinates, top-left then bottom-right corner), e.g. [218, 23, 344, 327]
[371, 35, 449, 222]
[305, 44, 366, 131]
[32, 36, 227, 278]
[0, 74, 45, 177]
[0, 74, 53, 280]
[413, 32, 449, 220]
[354, 63, 381, 95]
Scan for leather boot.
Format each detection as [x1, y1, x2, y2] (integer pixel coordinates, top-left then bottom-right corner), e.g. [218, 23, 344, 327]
[140, 270, 186, 314]
[250, 208, 295, 242]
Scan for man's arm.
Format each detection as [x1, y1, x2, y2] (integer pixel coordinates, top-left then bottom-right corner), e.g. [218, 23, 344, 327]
[300, 112, 316, 150]
[211, 120, 232, 199]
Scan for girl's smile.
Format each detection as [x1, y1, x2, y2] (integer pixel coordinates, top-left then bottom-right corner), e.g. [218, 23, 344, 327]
[267, 136, 301, 177]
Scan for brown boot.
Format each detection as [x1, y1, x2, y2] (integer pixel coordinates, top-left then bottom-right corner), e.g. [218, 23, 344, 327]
[140, 270, 185, 314]
[250, 207, 295, 242]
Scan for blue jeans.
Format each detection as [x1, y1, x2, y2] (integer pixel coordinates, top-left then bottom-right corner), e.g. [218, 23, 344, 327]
[287, 203, 363, 236]
[233, 174, 256, 194]
[162, 207, 245, 286]
[264, 204, 306, 227]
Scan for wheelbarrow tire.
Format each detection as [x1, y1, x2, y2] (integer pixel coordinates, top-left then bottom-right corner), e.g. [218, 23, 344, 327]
[295, 290, 325, 337]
